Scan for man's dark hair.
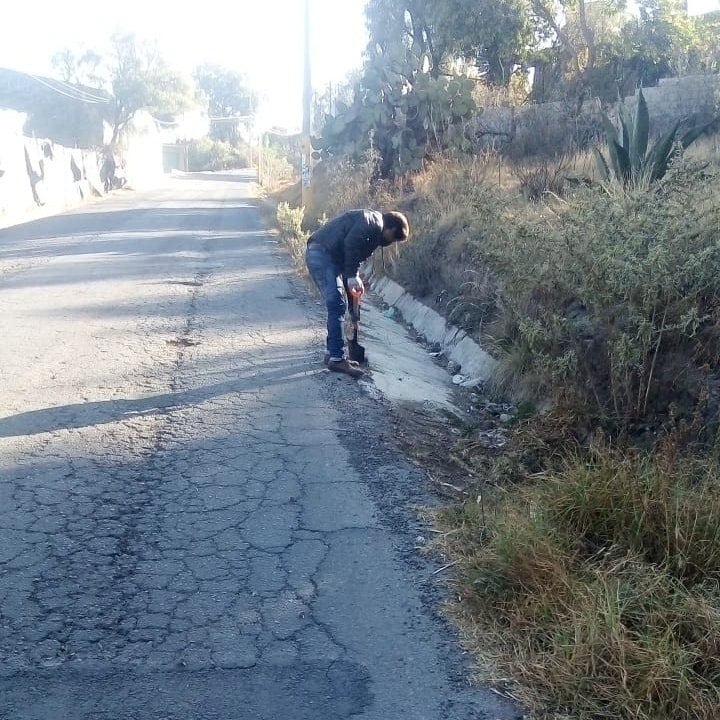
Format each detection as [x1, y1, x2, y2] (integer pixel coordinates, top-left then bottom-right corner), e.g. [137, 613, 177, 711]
[382, 211, 410, 241]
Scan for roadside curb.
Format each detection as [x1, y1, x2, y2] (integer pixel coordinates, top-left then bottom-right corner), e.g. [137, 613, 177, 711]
[369, 274, 497, 388]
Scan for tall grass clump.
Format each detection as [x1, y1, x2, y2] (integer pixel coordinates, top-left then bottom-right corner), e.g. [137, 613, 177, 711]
[390, 156, 514, 323]
[309, 150, 394, 220]
[474, 162, 720, 435]
[276, 202, 308, 267]
[259, 145, 297, 190]
[436, 440, 720, 720]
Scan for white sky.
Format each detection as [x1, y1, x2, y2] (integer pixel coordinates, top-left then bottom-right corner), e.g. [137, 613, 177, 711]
[687, 0, 720, 12]
[1, 0, 718, 130]
[0, 0, 369, 130]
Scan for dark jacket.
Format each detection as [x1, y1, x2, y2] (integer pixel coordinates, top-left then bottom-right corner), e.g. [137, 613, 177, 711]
[308, 210, 391, 280]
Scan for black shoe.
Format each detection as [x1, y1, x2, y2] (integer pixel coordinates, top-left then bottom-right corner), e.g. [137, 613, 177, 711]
[327, 358, 364, 378]
[324, 353, 360, 368]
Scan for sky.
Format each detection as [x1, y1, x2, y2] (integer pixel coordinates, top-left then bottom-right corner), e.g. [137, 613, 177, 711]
[1, 0, 718, 130]
[687, 0, 720, 12]
[0, 0, 370, 130]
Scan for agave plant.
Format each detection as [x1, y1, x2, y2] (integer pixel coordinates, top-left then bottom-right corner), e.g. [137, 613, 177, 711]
[593, 89, 718, 186]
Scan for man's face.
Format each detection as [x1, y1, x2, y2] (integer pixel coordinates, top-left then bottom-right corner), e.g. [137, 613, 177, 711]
[382, 227, 397, 244]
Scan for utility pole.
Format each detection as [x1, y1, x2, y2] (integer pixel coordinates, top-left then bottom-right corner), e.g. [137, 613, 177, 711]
[301, 0, 313, 210]
[258, 132, 264, 187]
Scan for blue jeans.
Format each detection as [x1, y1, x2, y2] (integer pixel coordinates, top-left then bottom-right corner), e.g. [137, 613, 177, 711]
[305, 243, 346, 360]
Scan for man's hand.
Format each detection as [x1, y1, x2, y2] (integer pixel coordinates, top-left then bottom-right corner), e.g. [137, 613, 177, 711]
[347, 276, 364, 298]
[346, 276, 363, 322]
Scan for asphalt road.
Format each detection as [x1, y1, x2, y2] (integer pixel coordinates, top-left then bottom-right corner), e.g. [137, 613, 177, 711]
[0, 172, 519, 720]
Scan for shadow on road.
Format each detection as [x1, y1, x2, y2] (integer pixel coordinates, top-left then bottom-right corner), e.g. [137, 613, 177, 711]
[0, 355, 324, 439]
[0, 203, 262, 248]
[172, 170, 258, 183]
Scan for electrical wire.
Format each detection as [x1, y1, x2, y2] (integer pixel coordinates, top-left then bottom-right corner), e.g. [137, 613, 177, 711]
[23, 72, 109, 104]
[41, 76, 109, 103]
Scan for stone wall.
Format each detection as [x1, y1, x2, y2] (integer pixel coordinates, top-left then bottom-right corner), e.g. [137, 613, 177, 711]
[0, 110, 105, 225]
[477, 74, 720, 155]
[634, 74, 720, 133]
[0, 109, 164, 227]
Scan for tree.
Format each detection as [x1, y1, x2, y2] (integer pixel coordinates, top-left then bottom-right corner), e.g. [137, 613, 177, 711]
[54, 33, 197, 147]
[51, 47, 105, 87]
[424, 0, 534, 85]
[193, 64, 258, 143]
[313, 46, 477, 177]
[51, 48, 83, 83]
[695, 10, 720, 73]
[529, 0, 715, 104]
[105, 33, 196, 145]
[364, 0, 533, 86]
[528, 0, 630, 104]
[314, 0, 536, 176]
[625, 0, 718, 86]
[365, 0, 442, 77]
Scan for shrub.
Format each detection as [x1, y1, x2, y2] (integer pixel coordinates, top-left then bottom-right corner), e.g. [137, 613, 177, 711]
[187, 137, 249, 171]
[276, 202, 308, 267]
[510, 156, 578, 201]
[276, 202, 306, 240]
[474, 164, 720, 432]
[259, 145, 297, 190]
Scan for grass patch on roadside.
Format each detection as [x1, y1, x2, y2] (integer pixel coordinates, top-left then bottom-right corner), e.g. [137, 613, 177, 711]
[434, 439, 720, 720]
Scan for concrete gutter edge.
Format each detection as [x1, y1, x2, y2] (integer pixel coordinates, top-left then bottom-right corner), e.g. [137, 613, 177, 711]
[370, 275, 498, 387]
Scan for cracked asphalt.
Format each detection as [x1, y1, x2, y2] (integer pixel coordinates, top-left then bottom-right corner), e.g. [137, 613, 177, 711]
[0, 171, 519, 719]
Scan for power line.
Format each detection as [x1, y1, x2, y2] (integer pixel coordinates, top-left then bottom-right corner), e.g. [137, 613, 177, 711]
[37, 74, 109, 103]
[24, 72, 109, 104]
[41, 76, 109, 103]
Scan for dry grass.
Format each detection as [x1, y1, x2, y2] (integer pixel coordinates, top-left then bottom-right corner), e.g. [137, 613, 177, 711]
[542, 448, 720, 583]
[433, 440, 720, 720]
[684, 133, 720, 168]
[306, 153, 396, 221]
